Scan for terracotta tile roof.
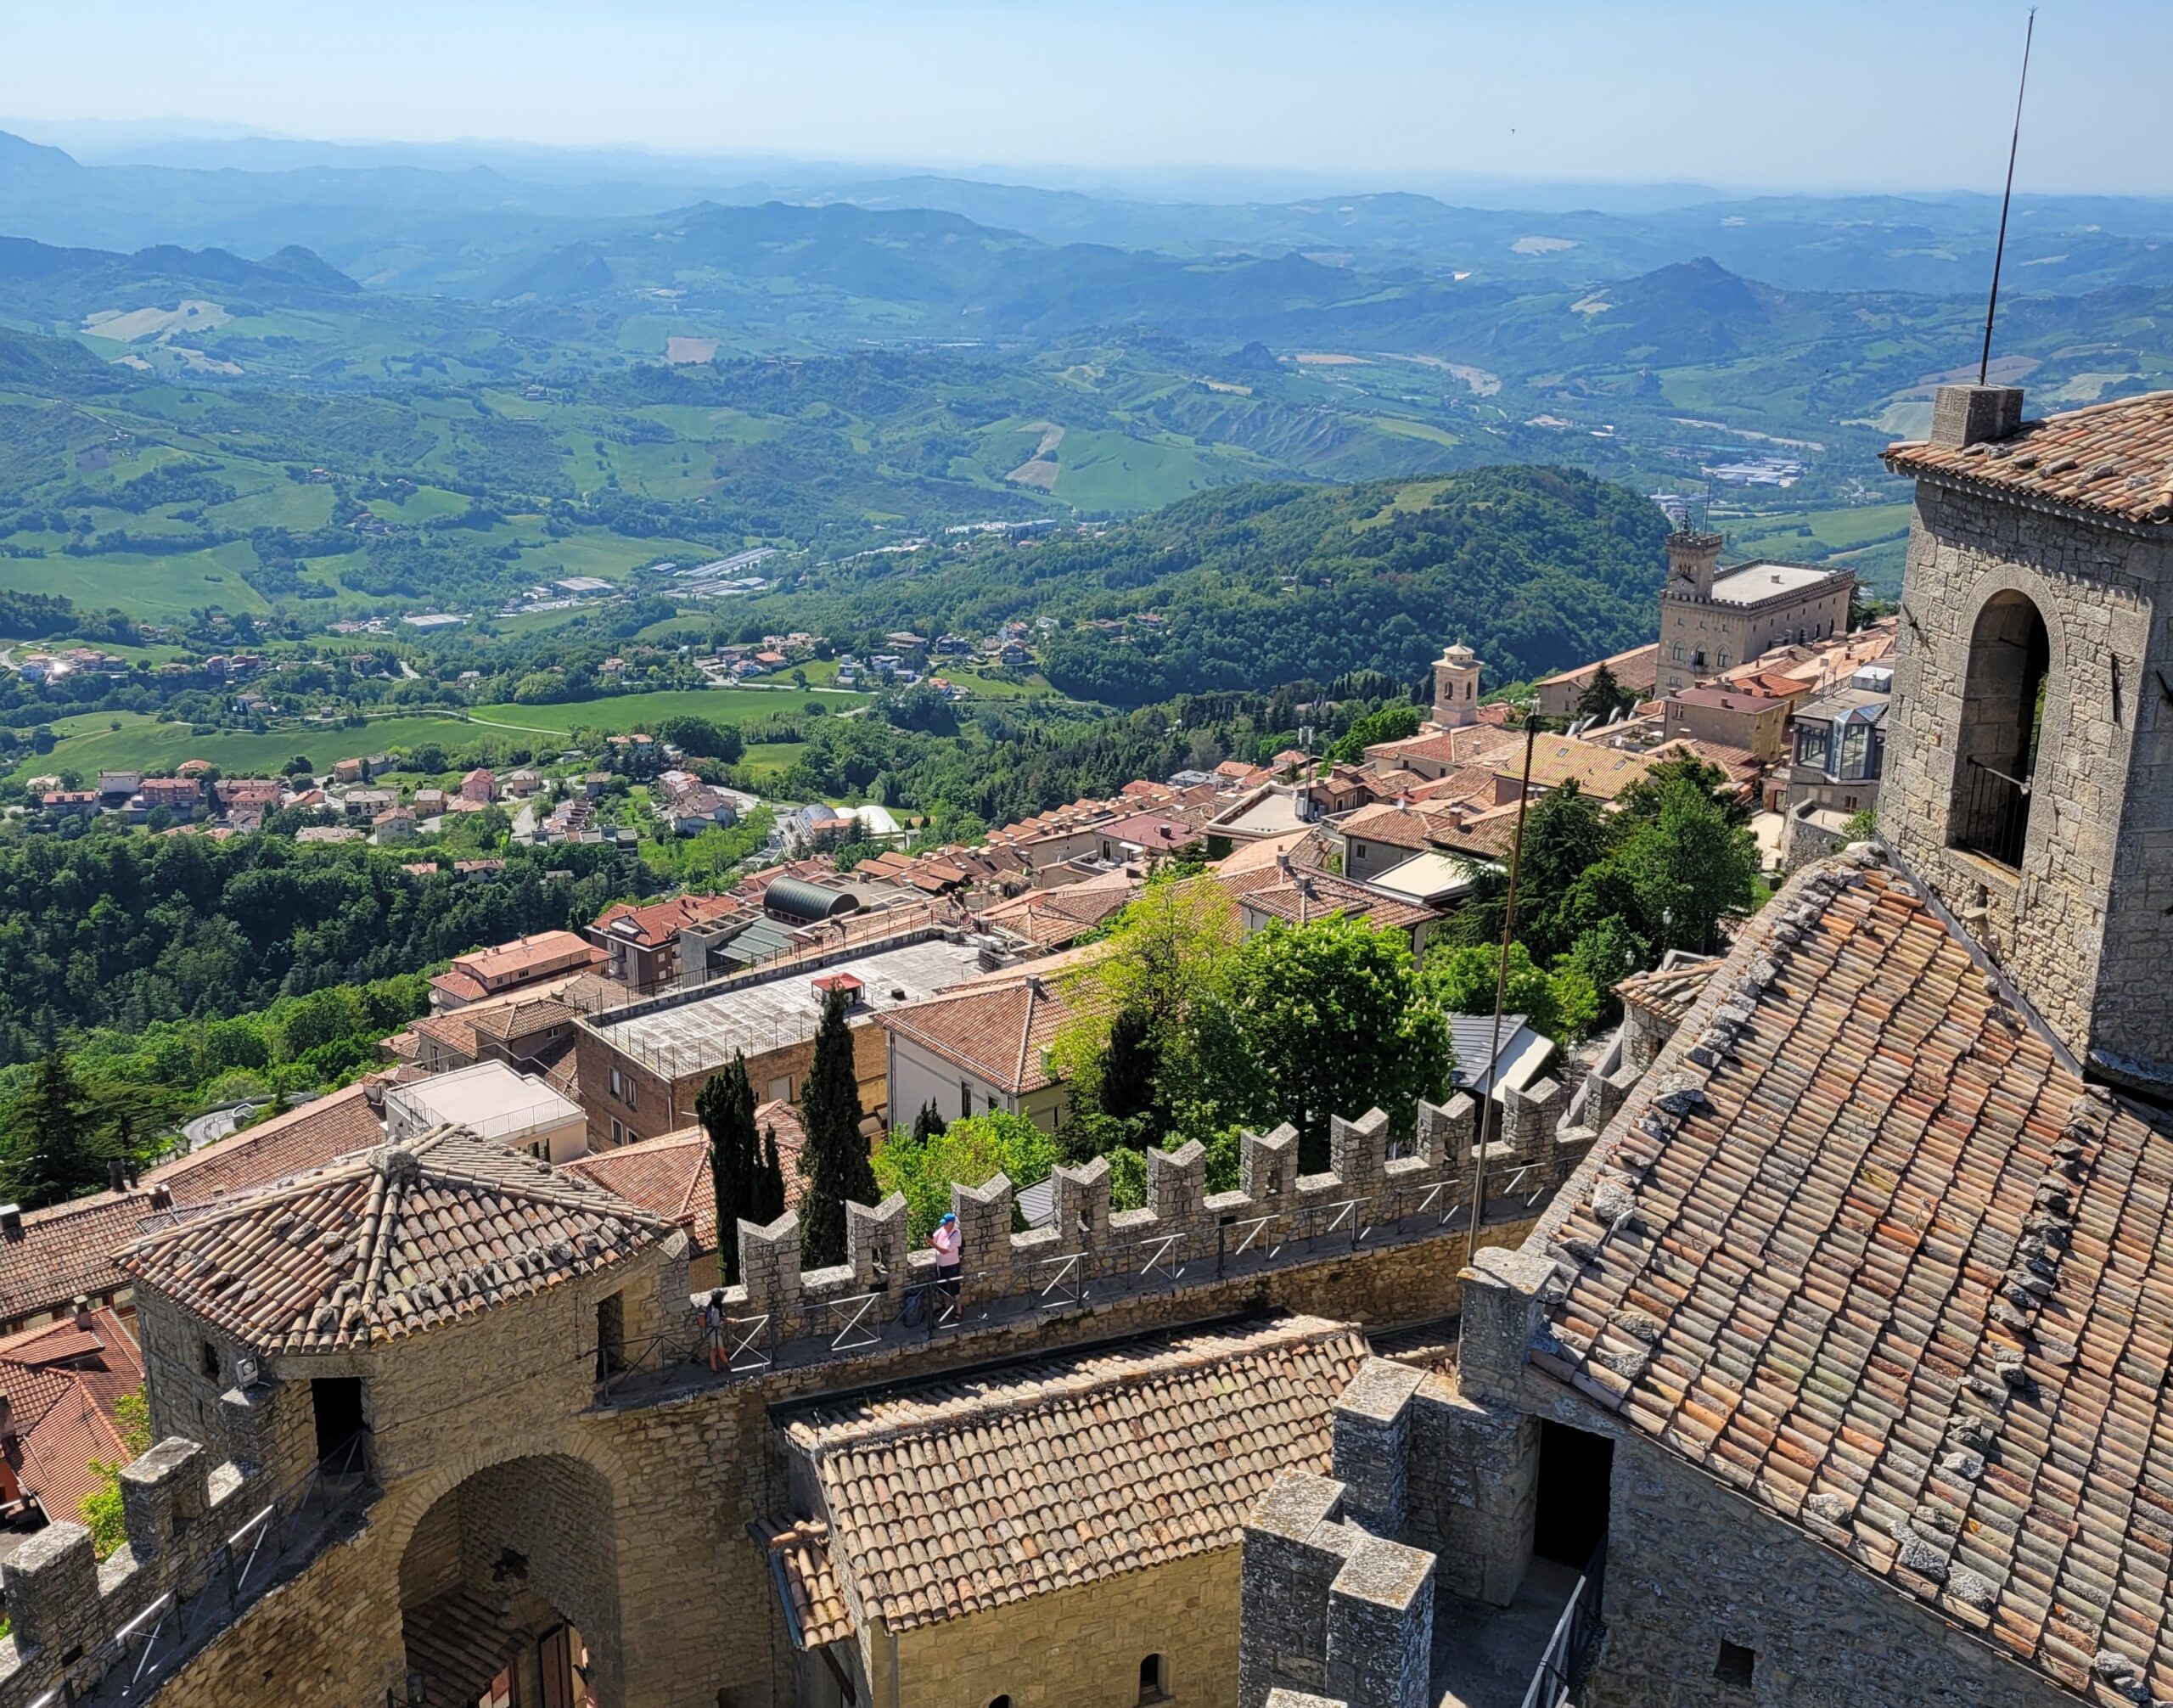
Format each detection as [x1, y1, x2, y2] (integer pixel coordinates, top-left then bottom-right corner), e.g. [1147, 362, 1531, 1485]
[143, 1082, 384, 1209]
[975, 881, 1136, 951]
[0, 1306, 145, 1523]
[783, 1317, 1367, 1632]
[427, 969, 490, 1004]
[1495, 738, 1661, 801]
[1535, 642, 1662, 695]
[592, 894, 744, 950]
[0, 1194, 159, 1328]
[878, 975, 1077, 1095]
[1534, 853, 2173, 1701]
[119, 1127, 672, 1354]
[1612, 955, 1719, 1030]
[1217, 864, 1442, 933]
[762, 1515, 854, 1649]
[1884, 389, 2173, 526]
[1338, 802, 1437, 852]
[445, 930, 603, 990]
[564, 1128, 716, 1253]
[562, 1104, 809, 1252]
[1366, 725, 1523, 769]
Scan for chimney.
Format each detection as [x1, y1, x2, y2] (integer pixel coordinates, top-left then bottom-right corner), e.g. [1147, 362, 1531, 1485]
[1927, 383, 2025, 449]
[0, 1205, 20, 1234]
[0, 1394, 13, 1442]
[1275, 851, 1294, 875]
[71, 1295, 93, 1332]
[108, 1160, 128, 1193]
[149, 1184, 174, 1211]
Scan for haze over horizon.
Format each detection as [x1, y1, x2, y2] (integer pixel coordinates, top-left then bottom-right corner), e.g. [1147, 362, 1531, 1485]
[7, 0, 2170, 201]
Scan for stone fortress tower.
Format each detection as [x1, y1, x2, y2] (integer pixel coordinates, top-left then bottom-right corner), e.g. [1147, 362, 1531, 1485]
[1880, 382, 2173, 1093]
[1430, 643, 1481, 728]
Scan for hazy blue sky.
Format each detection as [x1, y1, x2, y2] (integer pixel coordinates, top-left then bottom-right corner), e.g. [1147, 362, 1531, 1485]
[8, 0, 2167, 196]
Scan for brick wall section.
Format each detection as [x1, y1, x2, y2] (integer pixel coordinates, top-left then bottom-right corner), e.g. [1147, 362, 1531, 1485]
[576, 1020, 888, 1151]
[1880, 477, 2170, 1081]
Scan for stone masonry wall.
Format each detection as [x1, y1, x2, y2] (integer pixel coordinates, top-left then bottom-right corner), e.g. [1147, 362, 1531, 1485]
[17, 1114, 1564, 1708]
[1586, 1426, 2071, 1708]
[881, 1548, 1239, 1708]
[1881, 477, 2171, 1082]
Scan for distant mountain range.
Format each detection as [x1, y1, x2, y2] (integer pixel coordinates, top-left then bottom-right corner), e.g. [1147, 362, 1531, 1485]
[3, 128, 2172, 300]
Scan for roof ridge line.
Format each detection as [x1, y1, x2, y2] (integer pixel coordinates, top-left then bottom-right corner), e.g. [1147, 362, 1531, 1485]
[794, 1318, 1362, 1456]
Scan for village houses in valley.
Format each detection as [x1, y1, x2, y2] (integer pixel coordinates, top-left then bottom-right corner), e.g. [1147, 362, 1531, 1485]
[0, 378, 2165, 1708]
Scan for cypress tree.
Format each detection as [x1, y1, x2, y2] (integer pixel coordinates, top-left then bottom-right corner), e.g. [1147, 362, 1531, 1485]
[5, 1049, 103, 1210]
[696, 1052, 758, 1284]
[798, 990, 875, 1266]
[910, 1101, 948, 1145]
[750, 1121, 787, 1227]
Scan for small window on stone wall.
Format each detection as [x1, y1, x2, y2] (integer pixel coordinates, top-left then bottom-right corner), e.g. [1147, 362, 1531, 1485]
[1715, 1641, 1757, 1688]
[200, 1339, 220, 1381]
[1138, 1655, 1168, 1703]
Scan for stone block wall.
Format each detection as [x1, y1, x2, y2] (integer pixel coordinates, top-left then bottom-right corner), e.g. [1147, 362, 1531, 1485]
[709, 1087, 1601, 1371]
[1585, 1427, 2069, 1708]
[879, 1547, 1240, 1708]
[1237, 1472, 1435, 1708]
[1880, 474, 2171, 1083]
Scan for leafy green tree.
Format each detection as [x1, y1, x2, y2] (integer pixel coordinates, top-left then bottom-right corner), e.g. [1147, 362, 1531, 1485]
[1557, 916, 1654, 1027]
[657, 716, 744, 762]
[1616, 752, 1750, 828]
[3, 1048, 104, 1208]
[1328, 703, 1423, 766]
[78, 1389, 151, 1559]
[1226, 914, 1452, 1169]
[1049, 878, 1246, 1154]
[796, 991, 876, 1266]
[1511, 782, 1616, 961]
[1419, 941, 1598, 1046]
[874, 1110, 1058, 1242]
[1611, 778, 1761, 954]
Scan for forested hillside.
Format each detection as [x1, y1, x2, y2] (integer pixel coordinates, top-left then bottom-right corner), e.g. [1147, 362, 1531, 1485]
[759, 467, 1670, 702]
[0, 834, 645, 1056]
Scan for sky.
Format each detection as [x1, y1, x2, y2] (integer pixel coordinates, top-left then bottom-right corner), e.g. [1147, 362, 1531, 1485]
[7, 0, 2170, 198]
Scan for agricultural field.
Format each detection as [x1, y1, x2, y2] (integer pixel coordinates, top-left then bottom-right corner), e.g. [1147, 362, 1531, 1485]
[465, 684, 868, 733]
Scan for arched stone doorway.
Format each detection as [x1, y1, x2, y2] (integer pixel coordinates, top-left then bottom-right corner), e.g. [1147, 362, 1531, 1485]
[400, 1454, 622, 1708]
[1948, 588, 2051, 867]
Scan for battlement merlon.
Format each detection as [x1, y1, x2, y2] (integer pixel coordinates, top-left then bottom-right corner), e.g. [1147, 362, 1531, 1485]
[704, 1082, 1602, 1354]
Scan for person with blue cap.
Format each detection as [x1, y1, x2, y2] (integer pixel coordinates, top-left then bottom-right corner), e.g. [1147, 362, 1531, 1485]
[931, 1211, 962, 1297]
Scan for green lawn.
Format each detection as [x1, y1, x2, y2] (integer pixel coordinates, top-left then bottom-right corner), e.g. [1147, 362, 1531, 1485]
[3, 712, 504, 784]
[0, 541, 272, 619]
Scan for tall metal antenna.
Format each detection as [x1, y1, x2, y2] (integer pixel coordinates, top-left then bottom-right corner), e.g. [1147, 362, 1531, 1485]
[1978, 8, 2037, 386]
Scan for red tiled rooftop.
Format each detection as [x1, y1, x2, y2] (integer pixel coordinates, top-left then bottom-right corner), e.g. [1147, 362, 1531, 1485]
[1535, 852, 2173, 1701]
[1884, 388, 2173, 525]
[780, 1317, 1367, 1633]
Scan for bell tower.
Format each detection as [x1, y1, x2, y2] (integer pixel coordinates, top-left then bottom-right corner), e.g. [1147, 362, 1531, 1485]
[1431, 643, 1481, 728]
[1665, 527, 1721, 600]
[1881, 382, 2173, 1093]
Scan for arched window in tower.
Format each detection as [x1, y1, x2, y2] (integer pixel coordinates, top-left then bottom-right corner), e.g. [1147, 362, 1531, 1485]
[1949, 590, 2050, 868]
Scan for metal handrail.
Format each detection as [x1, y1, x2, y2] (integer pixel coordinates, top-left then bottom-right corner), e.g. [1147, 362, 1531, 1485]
[49, 1430, 376, 1706]
[1517, 1542, 1607, 1708]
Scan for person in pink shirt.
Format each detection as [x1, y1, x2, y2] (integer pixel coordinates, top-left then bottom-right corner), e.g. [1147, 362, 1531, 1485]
[931, 1211, 962, 1296]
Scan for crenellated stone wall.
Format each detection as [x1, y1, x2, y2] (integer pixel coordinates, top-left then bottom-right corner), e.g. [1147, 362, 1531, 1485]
[0, 1079, 1609, 1708]
[705, 1086, 1598, 1382]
